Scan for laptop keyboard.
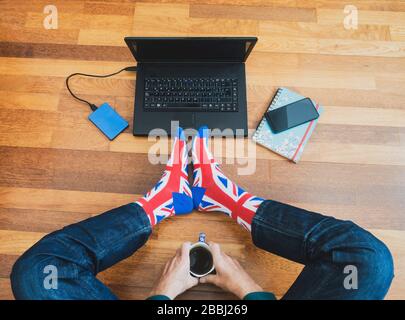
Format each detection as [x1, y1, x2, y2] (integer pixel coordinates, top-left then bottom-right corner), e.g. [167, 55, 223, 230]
[143, 77, 238, 112]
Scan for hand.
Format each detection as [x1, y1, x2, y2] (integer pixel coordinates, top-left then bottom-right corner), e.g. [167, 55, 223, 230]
[200, 242, 263, 299]
[150, 242, 198, 299]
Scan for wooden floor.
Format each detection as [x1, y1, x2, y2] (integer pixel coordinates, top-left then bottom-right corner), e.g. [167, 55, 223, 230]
[1, 0, 405, 300]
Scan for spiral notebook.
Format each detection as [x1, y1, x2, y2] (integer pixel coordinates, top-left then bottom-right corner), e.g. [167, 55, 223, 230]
[252, 88, 323, 163]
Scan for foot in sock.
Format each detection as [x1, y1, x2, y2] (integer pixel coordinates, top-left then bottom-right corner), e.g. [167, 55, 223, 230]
[191, 126, 264, 232]
[136, 127, 193, 227]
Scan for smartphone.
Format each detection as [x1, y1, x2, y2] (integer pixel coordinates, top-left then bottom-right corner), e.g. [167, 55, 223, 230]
[265, 98, 319, 134]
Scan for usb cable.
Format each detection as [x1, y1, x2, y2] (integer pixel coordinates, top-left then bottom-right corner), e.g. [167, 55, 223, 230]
[66, 66, 137, 111]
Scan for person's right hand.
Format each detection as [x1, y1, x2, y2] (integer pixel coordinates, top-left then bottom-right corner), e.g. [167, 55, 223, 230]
[150, 242, 198, 299]
[199, 242, 263, 299]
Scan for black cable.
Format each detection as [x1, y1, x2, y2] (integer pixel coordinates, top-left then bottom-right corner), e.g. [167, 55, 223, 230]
[66, 66, 137, 111]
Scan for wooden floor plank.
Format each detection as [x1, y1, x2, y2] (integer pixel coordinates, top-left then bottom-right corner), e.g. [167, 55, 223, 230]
[131, 15, 259, 38]
[0, 278, 14, 300]
[0, 207, 93, 233]
[390, 26, 405, 41]
[317, 9, 405, 27]
[0, 230, 45, 256]
[190, 4, 317, 22]
[0, 42, 133, 61]
[259, 21, 391, 41]
[248, 52, 405, 75]
[25, 13, 134, 31]
[0, 187, 136, 215]
[319, 106, 405, 128]
[0, 91, 59, 111]
[0, 57, 135, 78]
[276, 86, 405, 109]
[256, 37, 405, 58]
[135, 2, 190, 17]
[84, 1, 135, 16]
[0, 26, 79, 45]
[0, 146, 164, 194]
[0, 0, 84, 13]
[248, 70, 376, 90]
[0, 75, 64, 93]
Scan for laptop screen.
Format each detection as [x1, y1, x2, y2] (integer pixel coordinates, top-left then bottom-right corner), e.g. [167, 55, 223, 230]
[124, 37, 257, 63]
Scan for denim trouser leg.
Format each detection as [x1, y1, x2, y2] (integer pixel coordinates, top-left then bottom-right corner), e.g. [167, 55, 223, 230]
[11, 203, 151, 300]
[252, 200, 394, 300]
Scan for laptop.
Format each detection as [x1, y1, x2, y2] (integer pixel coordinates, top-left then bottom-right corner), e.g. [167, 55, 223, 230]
[124, 37, 258, 136]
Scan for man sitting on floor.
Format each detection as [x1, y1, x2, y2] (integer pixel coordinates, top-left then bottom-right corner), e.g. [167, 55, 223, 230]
[10, 127, 394, 300]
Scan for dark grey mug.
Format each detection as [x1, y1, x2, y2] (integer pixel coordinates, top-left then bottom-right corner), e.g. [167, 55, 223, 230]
[189, 233, 215, 277]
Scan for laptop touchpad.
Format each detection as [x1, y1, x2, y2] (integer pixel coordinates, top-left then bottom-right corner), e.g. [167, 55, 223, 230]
[174, 113, 195, 129]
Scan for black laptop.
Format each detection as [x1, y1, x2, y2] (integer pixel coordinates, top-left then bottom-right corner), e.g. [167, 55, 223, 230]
[124, 37, 258, 136]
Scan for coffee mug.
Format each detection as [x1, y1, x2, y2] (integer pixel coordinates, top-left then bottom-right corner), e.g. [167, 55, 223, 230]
[189, 233, 215, 278]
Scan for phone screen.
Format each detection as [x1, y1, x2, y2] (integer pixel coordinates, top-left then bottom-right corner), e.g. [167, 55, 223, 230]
[265, 98, 319, 133]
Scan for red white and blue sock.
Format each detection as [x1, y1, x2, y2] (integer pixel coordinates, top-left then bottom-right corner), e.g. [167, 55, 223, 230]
[136, 127, 193, 227]
[191, 126, 264, 232]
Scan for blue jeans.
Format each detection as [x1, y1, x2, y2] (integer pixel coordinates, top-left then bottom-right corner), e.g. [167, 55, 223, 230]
[10, 200, 394, 300]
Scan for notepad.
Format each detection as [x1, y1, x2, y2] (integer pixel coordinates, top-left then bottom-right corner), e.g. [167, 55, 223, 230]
[252, 88, 323, 163]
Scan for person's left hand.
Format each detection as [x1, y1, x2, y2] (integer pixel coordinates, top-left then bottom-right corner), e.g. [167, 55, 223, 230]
[150, 242, 198, 299]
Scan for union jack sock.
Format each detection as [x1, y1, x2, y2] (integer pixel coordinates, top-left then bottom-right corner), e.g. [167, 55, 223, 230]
[136, 127, 193, 227]
[191, 126, 264, 232]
